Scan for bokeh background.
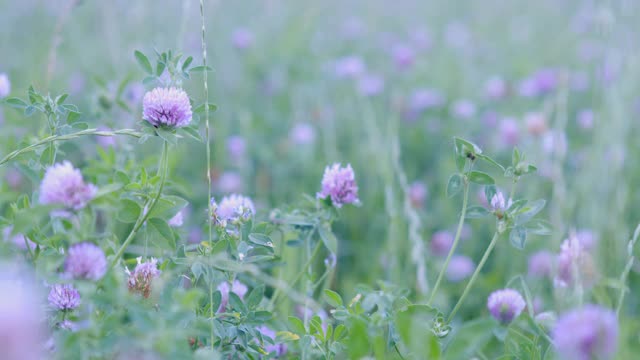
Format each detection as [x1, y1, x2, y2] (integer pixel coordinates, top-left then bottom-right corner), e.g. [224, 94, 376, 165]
[1, 0, 640, 353]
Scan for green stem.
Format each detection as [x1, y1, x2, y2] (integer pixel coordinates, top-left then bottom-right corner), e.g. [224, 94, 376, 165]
[448, 232, 499, 322]
[110, 140, 169, 267]
[427, 178, 470, 305]
[0, 128, 142, 166]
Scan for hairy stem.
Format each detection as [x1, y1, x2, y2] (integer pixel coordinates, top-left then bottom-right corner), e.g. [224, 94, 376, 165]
[110, 140, 169, 267]
[427, 178, 470, 305]
[616, 223, 640, 316]
[0, 128, 142, 166]
[448, 231, 499, 322]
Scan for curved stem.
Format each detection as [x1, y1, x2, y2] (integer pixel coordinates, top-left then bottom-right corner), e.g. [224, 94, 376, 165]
[110, 140, 169, 267]
[448, 231, 499, 322]
[427, 178, 470, 305]
[0, 128, 143, 166]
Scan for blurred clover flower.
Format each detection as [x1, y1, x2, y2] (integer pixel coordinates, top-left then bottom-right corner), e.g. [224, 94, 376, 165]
[390, 44, 415, 69]
[445, 255, 474, 282]
[142, 87, 192, 128]
[554, 234, 597, 288]
[498, 117, 520, 147]
[2, 226, 36, 251]
[217, 280, 248, 312]
[333, 56, 366, 79]
[256, 326, 288, 357]
[48, 284, 80, 311]
[289, 122, 316, 146]
[216, 171, 244, 194]
[577, 109, 594, 130]
[357, 74, 384, 97]
[211, 194, 255, 227]
[487, 288, 526, 324]
[64, 242, 107, 281]
[231, 28, 254, 50]
[168, 208, 185, 227]
[552, 305, 618, 360]
[408, 181, 428, 208]
[429, 230, 454, 257]
[490, 191, 511, 213]
[527, 250, 554, 278]
[484, 76, 507, 99]
[317, 163, 360, 208]
[525, 112, 547, 136]
[450, 99, 476, 119]
[39, 161, 97, 211]
[126, 257, 161, 298]
[226, 135, 246, 160]
[0, 73, 10, 98]
[0, 264, 46, 360]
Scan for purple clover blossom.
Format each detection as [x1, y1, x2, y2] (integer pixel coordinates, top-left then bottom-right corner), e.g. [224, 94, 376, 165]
[126, 257, 161, 298]
[487, 288, 526, 324]
[450, 99, 476, 119]
[555, 235, 596, 288]
[64, 242, 107, 281]
[257, 326, 288, 357]
[391, 44, 415, 69]
[445, 255, 474, 282]
[142, 87, 192, 128]
[216, 171, 244, 194]
[484, 76, 507, 99]
[499, 117, 520, 146]
[333, 56, 366, 79]
[525, 112, 547, 136]
[430, 230, 454, 257]
[490, 191, 511, 212]
[289, 123, 316, 146]
[0, 73, 10, 98]
[39, 161, 97, 211]
[357, 74, 384, 97]
[48, 284, 80, 311]
[528, 250, 555, 278]
[409, 88, 445, 112]
[217, 280, 248, 312]
[552, 305, 618, 360]
[408, 181, 428, 208]
[317, 163, 360, 208]
[212, 194, 255, 225]
[226, 135, 246, 160]
[2, 226, 37, 251]
[577, 109, 594, 130]
[168, 209, 185, 227]
[232, 28, 254, 50]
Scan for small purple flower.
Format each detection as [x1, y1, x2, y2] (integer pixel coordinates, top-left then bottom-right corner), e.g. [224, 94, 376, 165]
[289, 123, 316, 146]
[212, 194, 255, 224]
[528, 250, 554, 278]
[217, 280, 248, 312]
[168, 209, 185, 227]
[257, 326, 288, 357]
[499, 117, 520, 146]
[142, 87, 192, 128]
[576, 109, 594, 130]
[408, 181, 428, 208]
[226, 135, 246, 159]
[490, 191, 511, 212]
[487, 288, 526, 324]
[446, 255, 474, 282]
[216, 171, 244, 194]
[484, 76, 507, 99]
[5, 168, 23, 190]
[124, 83, 145, 104]
[409, 88, 445, 112]
[430, 231, 454, 257]
[450, 99, 476, 119]
[0, 73, 10, 98]
[333, 56, 365, 79]
[39, 161, 97, 211]
[542, 130, 568, 156]
[232, 28, 254, 50]
[555, 235, 596, 288]
[391, 44, 415, 69]
[525, 112, 547, 136]
[317, 163, 360, 208]
[2, 226, 36, 251]
[126, 257, 161, 298]
[48, 284, 80, 310]
[576, 229, 597, 251]
[64, 242, 107, 281]
[552, 305, 618, 360]
[357, 74, 384, 97]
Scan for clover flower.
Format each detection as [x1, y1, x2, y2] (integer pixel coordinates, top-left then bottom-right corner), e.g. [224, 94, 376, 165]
[487, 288, 526, 324]
[39, 161, 97, 211]
[211, 194, 255, 226]
[552, 305, 618, 360]
[217, 280, 248, 312]
[0, 73, 10, 98]
[317, 163, 360, 208]
[257, 326, 288, 357]
[64, 242, 107, 281]
[48, 284, 80, 311]
[126, 257, 161, 298]
[142, 87, 192, 128]
[445, 255, 474, 282]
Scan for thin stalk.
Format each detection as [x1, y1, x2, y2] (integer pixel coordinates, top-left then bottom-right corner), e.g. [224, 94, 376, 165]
[0, 128, 142, 166]
[448, 232, 499, 322]
[616, 223, 640, 316]
[110, 140, 169, 267]
[427, 178, 470, 305]
[199, 0, 214, 350]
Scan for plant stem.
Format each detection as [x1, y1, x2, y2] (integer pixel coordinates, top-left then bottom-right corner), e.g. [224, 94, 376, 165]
[448, 231, 499, 322]
[427, 178, 470, 306]
[0, 128, 142, 166]
[110, 140, 169, 267]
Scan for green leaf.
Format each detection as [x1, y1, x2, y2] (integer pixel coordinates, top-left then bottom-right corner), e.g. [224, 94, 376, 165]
[318, 223, 337, 254]
[179, 126, 202, 142]
[155, 128, 177, 145]
[515, 199, 546, 225]
[193, 102, 218, 114]
[134, 50, 153, 74]
[228, 291, 248, 313]
[67, 110, 81, 122]
[512, 147, 521, 166]
[156, 61, 166, 77]
[118, 199, 140, 223]
[509, 226, 527, 250]
[446, 174, 463, 198]
[94, 183, 123, 198]
[476, 154, 505, 172]
[395, 305, 442, 358]
[323, 289, 343, 307]
[467, 171, 495, 185]
[444, 317, 495, 360]
[149, 218, 174, 247]
[453, 137, 483, 155]
[189, 65, 213, 72]
[244, 285, 265, 310]
[524, 218, 553, 236]
[288, 316, 306, 334]
[5, 97, 28, 109]
[248, 233, 273, 248]
[465, 206, 490, 219]
[182, 56, 193, 71]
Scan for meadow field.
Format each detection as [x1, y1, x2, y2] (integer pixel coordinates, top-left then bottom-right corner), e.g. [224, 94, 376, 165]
[0, 0, 639, 359]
